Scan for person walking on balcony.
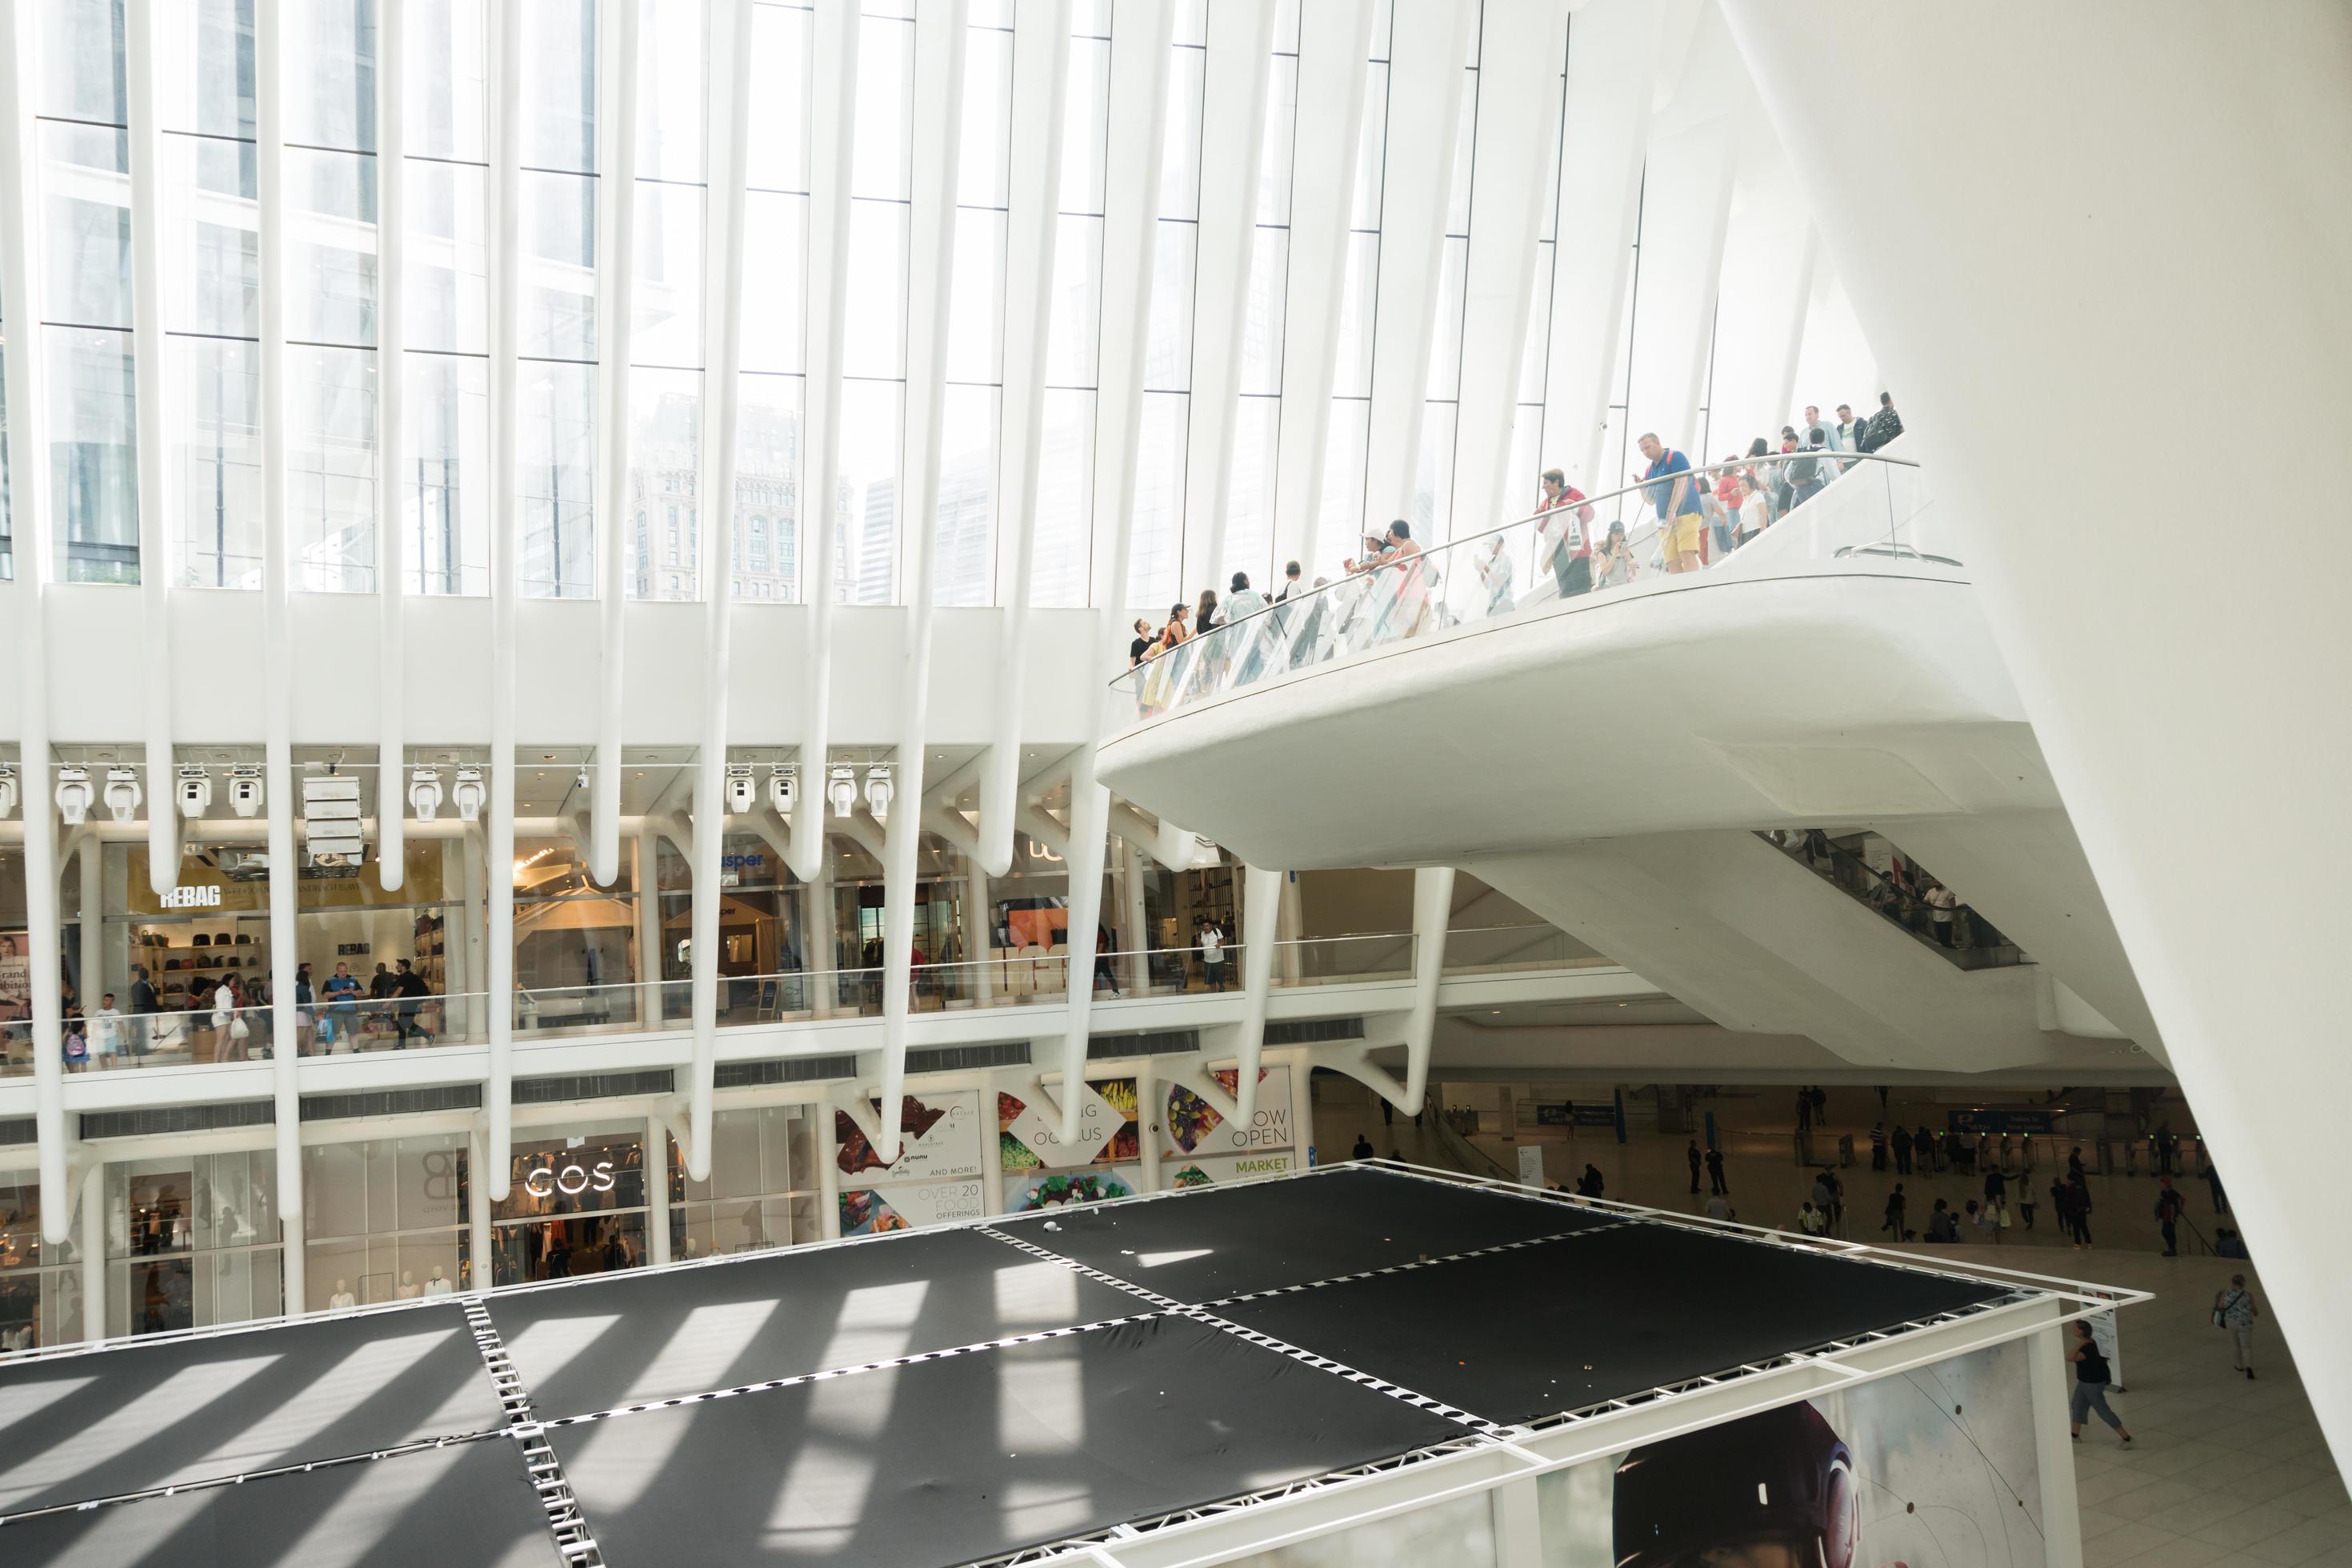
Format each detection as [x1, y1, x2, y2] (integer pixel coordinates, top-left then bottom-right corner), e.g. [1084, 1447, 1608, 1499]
[1858, 391, 1905, 453]
[1704, 1145, 1727, 1196]
[1789, 430, 1829, 509]
[1634, 434, 1704, 574]
[2214, 1276, 2259, 1378]
[1833, 403, 1864, 454]
[394, 959, 430, 1047]
[1534, 469, 1594, 598]
[1590, 520, 1638, 588]
[1193, 588, 1219, 639]
[1199, 919, 1229, 991]
[1129, 618, 1154, 668]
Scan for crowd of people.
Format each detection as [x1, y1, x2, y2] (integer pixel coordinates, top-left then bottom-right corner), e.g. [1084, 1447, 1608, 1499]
[1126, 392, 1906, 702]
[43, 957, 441, 1070]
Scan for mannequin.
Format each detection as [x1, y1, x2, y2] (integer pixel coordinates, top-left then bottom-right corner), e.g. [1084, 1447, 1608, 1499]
[327, 1278, 357, 1311]
[394, 1270, 420, 1300]
[423, 1266, 453, 1296]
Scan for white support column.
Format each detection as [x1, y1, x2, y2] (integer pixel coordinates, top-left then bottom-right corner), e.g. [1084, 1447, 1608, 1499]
[256, 0, 305, 1296]
[1688, 102, 1814, 456]
[1178, 0, 1278, 585]
[1450, 0, 1574, 542]
[810, 846, 838, 1018]
[0, 0, 66, 1244]
[786, 1, 862, 884]
[374, 0, 410, 891]
[589, 0, 643, 890]
[686, 0, 755, 1182]
[483, 0, 524, 1200]
[646, 1112, 673, 1268]
[1230, 862, 1283, 1122]
[1288, 1047, 1315, 1166]
[124, 0, 178, 896]
[1135, 1057, 1161, 1193]
[1119, 838, 1150, 994]
[1277, 866, 1302, 982]
[2028, 1316, 2086, 1568]
[1401, 866, 1455, 1115]
[78, 1160, 105, 1343]
[1543, 0, 1661, 494]
[1049, 751, 1109, 1142]
[873, 0, 970, 1166]
[76, 837, 102, 1023]
[634, 827, 660, 1026]
[1494, 1476, 1546, 1568]
[975, 0, 1074, 879]
[466, 1126, 493, 1290]
[1267, 0, 1375, 575]
[965, 850, 991, 1007]
[1360, 0, 1478, 527]
[815, 1104, 842, 1240]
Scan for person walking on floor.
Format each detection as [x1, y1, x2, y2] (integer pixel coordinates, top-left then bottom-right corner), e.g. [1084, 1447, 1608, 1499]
[2064, 1174, 2094, 1249]
[2206, 1162, 2228, 1215]
[2154, 1178, 2186, 1257]
[1686, 1140, 1703, 1194]
[1881, 1182, 1906, 1240]
[1795, 1087, 1813, 1133]
[1890, 1122, 1914, 1176]
[2066, 1321, 2132, 1444]
[2214, 1275, 2260, 1379]
[1704, 1146, 1727, 1196]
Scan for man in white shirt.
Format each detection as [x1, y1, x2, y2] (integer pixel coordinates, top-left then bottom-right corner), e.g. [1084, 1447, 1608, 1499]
[1199, 922, 1228, 990]
[90, 994, 123, 1070]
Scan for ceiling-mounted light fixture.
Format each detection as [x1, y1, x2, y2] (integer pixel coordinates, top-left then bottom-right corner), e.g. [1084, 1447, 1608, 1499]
[450, 766, 487, 823]
[724, 762, 756, 814]
[863, 764, 893, 824]
[826, 764, 857, 818]
[102, 766, 143, 824]
[0, 764, 18, 819]
[769, 763, 797, 815]
[54, 766, 95, 826]
[228, 764, 264, 818]
[408, 766, 445, 823]
[177, 763, 212, 819]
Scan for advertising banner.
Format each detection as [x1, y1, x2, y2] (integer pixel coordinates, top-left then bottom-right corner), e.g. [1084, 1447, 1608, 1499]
[838, 1177, 990, 1236]
[1004, 1166, 1144, 1211]
[1000, 1079, 1140, 1173]
[1535, 1340, 2047, 1568]
[1162, 1151, 1296, 1190]
[1163, 1068, 1293, 1159]
[0, 932, 26, 1009]
[836, 1091, 984, 1183]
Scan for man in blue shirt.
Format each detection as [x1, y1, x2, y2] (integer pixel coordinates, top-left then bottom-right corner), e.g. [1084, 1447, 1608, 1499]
[1634, 432, 1704, 573]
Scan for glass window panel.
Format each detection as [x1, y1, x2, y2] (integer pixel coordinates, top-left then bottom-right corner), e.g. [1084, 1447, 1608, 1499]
[520, 359, 595, 598]
[1238, 227, 1288, 397]
[1273, 0, 1301, 54]
[1508, 403, 1544, 526]
[286, 146, 379, 348]
[738, 191, 806, 374]
[946, 206, 1006, 385]
[1172, 2, 1206, 50]
[933, 383, 997, 608]
[861, 0, 912, 18]
[43, 0, 128, 125]
[406, 159, 489, 355]
[1519, 245, 1553, 406]
[1351, 63, 1388, 231]
[519, 0, 596, 174]
[1125, 390, 1186, 609]
[406, 0, 486, 163]
[626, 367, 701, 600]
[631, 181, 705, 370]
[520, 169, 597, 362]
[1414, 399, 1458, 544]
[1044, 214, 1101, 390]
[1315, 398, 1371, 574]
[1256, 54, 1298, 230]
[1060, 37, 1110, 218]
[637, 0, 707, 183]
[968, 0, 1012, 26]
[1446, 67, 1476, 236]
[152, 0, 254, 140]
[1370, 0, 1394, 60]
[1158, 46, 1204, 221]
[42, 122, 133, 329]
[1072, 0, 1111, 36]
[737, 371, 802, 601]
[284, 0, 377, 154]
[1333, 231, 1378, 400]
[1427, 234, 1467, 399]
[1030, 387, 1092, 609]
[172, 336, 262, 588]
[958, 26, 1012, 210]
[850, 18, 912, 202]
[1143, 221, 1194, 393]
[746, 5, 811, 193]
[403, 351, 490, 595]
[48, 329, 139, 584]
[1223, 395, 1277, 586]
[287, 345, 378, 592]
[840, 199, 907, 380]
[834, 378, 901, 605]
[166, 135, 258, 338]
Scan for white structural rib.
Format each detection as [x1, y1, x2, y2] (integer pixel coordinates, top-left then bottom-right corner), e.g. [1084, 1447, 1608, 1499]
[1178, 0, 1278, 588]
[1450, 0, 1573, 542]
[374, 0, 410, 891]
[483, 0, 524, 1198]
[1542, 0, 1659, 494]
[687, 0, 756, 1181]
[786, 2, 862, 884]
[255, 0, 306, 1296]
[1266, 0, 1375, 578]
[975, 0, 1074, 882]
[1359, 0, 1478, 526]
[1231, 862, 1283, 1122]
[1704, 112, 1816, 450]
[0, 0, 67, 1243]
[589, 0, 644, 889]
[873, 0, 972, 1166]
[125, 0, 178, 896]
[1401, 866, 1457, 1114]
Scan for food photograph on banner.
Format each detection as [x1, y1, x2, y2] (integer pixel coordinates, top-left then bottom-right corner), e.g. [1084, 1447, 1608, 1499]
[1164, 1067, 1296, 1188]
[1537, 1342, 2047, 1568]
[1000, 1079, 1142, 1210]
[836, 1091, 986, 1235]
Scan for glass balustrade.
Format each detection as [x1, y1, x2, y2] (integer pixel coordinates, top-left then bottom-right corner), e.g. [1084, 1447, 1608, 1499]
[1111, 450, 1927, 723]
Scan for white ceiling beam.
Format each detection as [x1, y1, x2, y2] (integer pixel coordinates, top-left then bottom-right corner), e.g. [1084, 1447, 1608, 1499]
[589, 0, 646, 888]
[124, 0, 180, 898]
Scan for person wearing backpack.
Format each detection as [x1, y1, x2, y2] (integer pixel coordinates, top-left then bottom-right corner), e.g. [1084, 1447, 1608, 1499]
[1858, 390, 1905, 454]
[2066, 1320, 2133, 1444]
[2214, 1276, 2260, 1379]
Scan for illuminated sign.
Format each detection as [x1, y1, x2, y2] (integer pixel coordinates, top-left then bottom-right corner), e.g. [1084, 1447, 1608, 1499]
[522, 1160, 618, 1198]
[160, 885, 222, 910]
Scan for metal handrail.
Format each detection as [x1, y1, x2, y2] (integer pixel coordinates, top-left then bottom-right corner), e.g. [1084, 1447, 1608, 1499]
[1114, 447, 1923, 686]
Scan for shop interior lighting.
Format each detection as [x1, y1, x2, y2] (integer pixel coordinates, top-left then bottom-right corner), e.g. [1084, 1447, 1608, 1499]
[864, 763, 894, 823]
[0, 764, 17, 819]
[724, 763, 757, 814]
[450, 766, 486, 824]
[102, 766, 143, 824]
[826, 764, 858, 819]
[54, 766, 94, 826]
[176, 763, 212, 819]
[408, 767, 444, 822]
[228, 765, 264, 818]
[769, 764, 797, 815]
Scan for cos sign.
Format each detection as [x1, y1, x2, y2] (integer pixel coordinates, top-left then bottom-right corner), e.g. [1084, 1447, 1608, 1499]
[522, 1160, 618, 1198]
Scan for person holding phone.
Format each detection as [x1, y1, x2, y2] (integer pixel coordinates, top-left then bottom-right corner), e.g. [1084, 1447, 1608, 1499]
[1634, 433, 1704, 574]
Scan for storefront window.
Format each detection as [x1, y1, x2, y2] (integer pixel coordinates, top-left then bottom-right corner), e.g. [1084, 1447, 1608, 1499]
[667, 1105, 821, 1258]
[513, 835, 649, 1030]
[303, 1133, 471, 1304]
[106, 1151, 282, 1338]
[491, 1122, 654, 1286]
[1, 846, 30, 1078]
[0, 1175, 86, 1349]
